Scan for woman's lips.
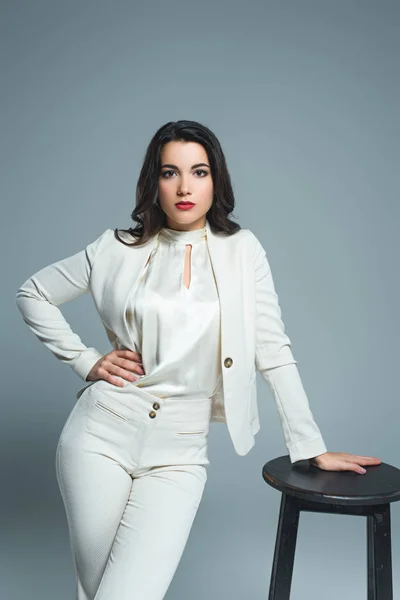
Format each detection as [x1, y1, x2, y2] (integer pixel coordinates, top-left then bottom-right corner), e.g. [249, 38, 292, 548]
[175, 203, 195, 210]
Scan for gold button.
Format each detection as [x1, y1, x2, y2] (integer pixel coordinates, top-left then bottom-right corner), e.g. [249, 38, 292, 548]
[153, 402, 160, 410]
[224, 357, 233, 368]
[149, 411, 157, 418]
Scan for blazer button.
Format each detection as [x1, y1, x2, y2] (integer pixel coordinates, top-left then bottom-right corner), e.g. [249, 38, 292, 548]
[153, 402, 160, 410]
[149, 410, 157, 418]
[224, 357, 233, 368]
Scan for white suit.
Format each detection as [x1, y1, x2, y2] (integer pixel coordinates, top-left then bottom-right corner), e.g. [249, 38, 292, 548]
[16, 218, 327, 463]
[16, 219, 328, 600]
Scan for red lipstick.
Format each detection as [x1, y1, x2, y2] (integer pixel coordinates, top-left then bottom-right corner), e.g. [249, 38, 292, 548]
[175, 202, 195, 210]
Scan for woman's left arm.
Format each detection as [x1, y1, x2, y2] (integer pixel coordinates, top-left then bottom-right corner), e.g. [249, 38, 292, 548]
[250, 231, 381, 474]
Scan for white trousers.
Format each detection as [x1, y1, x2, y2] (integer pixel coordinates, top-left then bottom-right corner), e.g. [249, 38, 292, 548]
[55, 381, 211, 600]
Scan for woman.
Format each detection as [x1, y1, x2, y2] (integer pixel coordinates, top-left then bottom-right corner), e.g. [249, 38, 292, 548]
[16, 120, 381, 600]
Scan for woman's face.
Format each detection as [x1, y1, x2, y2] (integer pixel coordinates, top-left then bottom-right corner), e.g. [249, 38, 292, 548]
[158, 140, 214, 230]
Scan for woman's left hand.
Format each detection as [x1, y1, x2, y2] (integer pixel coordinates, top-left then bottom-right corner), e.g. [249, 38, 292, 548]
[309, 452, 382, 474]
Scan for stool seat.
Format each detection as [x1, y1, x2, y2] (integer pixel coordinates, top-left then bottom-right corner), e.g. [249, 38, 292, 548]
[262, 455, 400, 599]
[262, 455, 400, 506]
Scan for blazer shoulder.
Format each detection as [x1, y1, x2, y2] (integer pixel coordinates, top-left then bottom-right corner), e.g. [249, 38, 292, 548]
[99, 228, 140, 247]
[242, 228, 266, 255]
[89, 227, 117, 252]
[81, 227, 115, 263]
[113, 228, 155, 246]
[233, 227, 254, 242]
[90, 227, 115, 243]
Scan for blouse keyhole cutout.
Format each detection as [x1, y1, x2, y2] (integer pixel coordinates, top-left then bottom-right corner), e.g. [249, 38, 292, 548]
[183, 244, 192, 290]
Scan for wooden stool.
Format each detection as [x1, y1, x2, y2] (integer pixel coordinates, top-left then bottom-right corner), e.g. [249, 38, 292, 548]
[262, 455, 400, 599]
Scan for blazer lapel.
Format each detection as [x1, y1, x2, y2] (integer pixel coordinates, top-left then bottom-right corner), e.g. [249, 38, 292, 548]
[103, 231, 159, 348]
[205, 218, 242, 321]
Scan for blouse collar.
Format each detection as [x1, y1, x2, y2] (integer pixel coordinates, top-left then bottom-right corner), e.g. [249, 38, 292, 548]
[159, 224, 207, 244]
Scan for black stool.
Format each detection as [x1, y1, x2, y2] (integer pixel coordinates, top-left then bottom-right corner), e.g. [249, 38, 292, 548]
[262, 455, 400, 599]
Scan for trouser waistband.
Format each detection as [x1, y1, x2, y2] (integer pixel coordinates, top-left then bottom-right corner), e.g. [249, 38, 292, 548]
[82, 379, 213, 424]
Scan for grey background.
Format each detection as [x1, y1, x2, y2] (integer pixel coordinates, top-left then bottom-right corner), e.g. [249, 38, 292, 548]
[2, 1, 399, 598]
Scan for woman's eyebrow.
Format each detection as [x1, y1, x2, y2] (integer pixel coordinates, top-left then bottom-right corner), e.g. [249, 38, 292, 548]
[160, 163, 210, 170]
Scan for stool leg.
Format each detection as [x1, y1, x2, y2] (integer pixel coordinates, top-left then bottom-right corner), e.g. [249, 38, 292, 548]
[268, 493, 300, 600]
[367, 503, 393, 600]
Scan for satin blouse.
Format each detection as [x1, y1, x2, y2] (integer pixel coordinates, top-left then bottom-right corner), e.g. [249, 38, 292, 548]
[125, 224, 223, 401]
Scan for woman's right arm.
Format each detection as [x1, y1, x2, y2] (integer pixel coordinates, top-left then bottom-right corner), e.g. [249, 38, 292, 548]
[15, 228, 112, 381]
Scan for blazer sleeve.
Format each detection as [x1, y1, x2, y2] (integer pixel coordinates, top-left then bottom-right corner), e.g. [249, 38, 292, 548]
[15, 228, 112, 382]
[250, 231, 328, 463]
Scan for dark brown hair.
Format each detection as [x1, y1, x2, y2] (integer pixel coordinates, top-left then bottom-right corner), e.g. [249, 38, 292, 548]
[114, 120, 241, 247]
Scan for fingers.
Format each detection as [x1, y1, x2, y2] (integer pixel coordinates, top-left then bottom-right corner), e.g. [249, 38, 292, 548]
[351, 456, 381, 462]
[327, 461, 366, 474]
[351, 464, 367, 474]
[104, 373, 128, 388]
[343, 454, 382, 464]
[100, 366, 142, 387]
[314, 452, 381, 475]
[112, 350, 145, 375]
[118, 356, 145, 376]
[96, 365, 127, 388]
[112, 360, 145, 381]
[342, 454, 381, 474]
[99, 350, 145, 387]
[119, 349, 143, 364]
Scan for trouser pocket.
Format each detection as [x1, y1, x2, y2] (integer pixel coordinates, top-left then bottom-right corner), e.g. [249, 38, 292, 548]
[176, 430, 207, 437]
[93, 399, 130, 423]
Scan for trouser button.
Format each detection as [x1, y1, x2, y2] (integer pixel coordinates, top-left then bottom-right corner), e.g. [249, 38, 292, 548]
[149, 410, 157, 418]
[152, 402, 160, 410]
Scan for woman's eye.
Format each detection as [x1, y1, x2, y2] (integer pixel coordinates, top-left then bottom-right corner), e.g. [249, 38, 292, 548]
[161, 169, 209, 178]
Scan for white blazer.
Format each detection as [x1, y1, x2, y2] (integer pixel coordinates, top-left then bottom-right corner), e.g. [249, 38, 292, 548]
[16, 219, 327, 463]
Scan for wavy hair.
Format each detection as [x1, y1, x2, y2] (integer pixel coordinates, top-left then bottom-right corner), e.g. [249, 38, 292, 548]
[114, 120, 241, 247]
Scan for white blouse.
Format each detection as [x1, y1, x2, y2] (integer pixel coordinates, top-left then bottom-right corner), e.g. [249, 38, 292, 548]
[125, 224, 223, 401]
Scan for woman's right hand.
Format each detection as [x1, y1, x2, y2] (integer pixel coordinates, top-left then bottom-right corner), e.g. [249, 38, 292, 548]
[86, 350, 145, 387]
